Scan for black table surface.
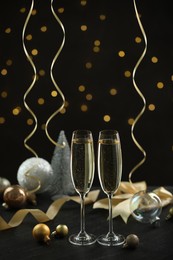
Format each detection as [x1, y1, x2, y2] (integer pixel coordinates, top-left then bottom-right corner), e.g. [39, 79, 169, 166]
[0, 187, 173, 260]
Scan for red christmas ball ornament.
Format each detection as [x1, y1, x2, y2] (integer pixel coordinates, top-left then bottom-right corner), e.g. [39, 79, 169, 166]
[3, 185, 27, 208]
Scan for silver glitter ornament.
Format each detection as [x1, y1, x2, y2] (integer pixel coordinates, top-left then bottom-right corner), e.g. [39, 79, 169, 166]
[49, 130, 74, 199]
[17, 157, 53, 193]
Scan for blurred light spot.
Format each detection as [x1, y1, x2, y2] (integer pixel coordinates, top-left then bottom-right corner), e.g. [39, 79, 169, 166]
[6, 59, 13, 66]
[99, 14, 106, 21]
[60, 108, 66, 114]
[12, 106, 21, 116]
[58, 7, 64, 13]
[94, 40, 100, 46]
[128, 118, 134, 125]
[124, 70, 131, 77]
[85, 62, 92, 69]
[31, 49, 38, 56]
[151, 56, 158, 63]
[78, 85, 86, 92]
[1, 91, 8, 98]
[157, 82, 164, 89]
[148, 104, 155, 111]
[51, 90, 58, 97]
[118, 51, 125, 57]
[65, 101, 69, 107]
[38, 98, 45, 105]
[5, 28, 11, 33]
[81, 104, 88, 112]
[39, 69, 45, 76]
[1, 69, 7, 76]
[81, 0, 87, 6]
[109, 88, 117, 95]
[27, 118, 34, 125]
[0, 117, 5, 124]
[20, 7, 26, 13]
[81, 25, 87, 31]
[93, 46, 100, 53]
[26, 34, 32, 41]
[86, 94, 93, 100]
[135, 36, 142, 43]
[103, 115, 111, 122]
[32, 9, 37, 15]
[41, 124, 45, 130]
[40, 26, 47, 32]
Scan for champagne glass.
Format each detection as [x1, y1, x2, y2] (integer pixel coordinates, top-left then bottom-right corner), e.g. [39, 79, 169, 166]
[97, 130, 125, 246]
[69, 130, 96, 246]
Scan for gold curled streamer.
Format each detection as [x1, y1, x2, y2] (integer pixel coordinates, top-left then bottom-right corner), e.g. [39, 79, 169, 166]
[129, 0, 147, 185]
[22, 0, 38, 157]
[45, 0, 66, 148]
[0, 190, 100, 231]
[24, 165, 41, 194]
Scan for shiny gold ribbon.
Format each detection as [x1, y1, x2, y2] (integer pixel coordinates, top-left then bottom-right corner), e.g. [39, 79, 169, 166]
[129, 0, 147, 186]
[45, 0, 66, 148]
[0, 190, 100, 231]
[22, 0, 38, 157]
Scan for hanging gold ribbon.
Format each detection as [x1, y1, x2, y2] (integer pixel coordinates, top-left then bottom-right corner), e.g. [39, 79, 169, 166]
[0, 190, 100, 231]
[22, 0, 38, 157]
[128, 0, 147, 186]
[45, 0, 66, 148]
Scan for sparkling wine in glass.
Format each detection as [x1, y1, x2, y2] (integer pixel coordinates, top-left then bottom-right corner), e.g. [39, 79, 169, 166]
[69, 130, 96, 246]
[97, 130, 125, 246]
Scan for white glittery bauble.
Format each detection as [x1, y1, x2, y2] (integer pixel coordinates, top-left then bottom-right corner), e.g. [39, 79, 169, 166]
[17, 157, 53, 194]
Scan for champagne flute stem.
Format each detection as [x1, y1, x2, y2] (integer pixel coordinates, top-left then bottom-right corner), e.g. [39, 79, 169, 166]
[108, 194, 114, 236]
[80, 194, 86, 234]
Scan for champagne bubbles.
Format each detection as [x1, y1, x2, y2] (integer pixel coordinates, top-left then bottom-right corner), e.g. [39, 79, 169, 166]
[130, 190, 162, 225]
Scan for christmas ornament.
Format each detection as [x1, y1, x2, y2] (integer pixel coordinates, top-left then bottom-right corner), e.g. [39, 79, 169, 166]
[49, 131, 74, 199]
[2, 185, 37, 209]
[51, 224, 69, 238]
[130, 190, 162, 225]
[17, 157, 53, 194]
[0, 177, 11, 194]
[123, 234, 139, 249]
[32, 223, 51, 244]
[165, 207, 173, 220]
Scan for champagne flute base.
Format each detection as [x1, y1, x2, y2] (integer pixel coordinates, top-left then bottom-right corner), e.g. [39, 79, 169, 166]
[69, 232, 96, 246]
[97, 233, 125, 246]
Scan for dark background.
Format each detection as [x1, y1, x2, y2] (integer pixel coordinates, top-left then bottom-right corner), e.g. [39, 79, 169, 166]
[0, 0, 173, 186]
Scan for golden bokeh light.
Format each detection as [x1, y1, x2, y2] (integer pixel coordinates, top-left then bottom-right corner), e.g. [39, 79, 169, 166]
[86, 94, 93, 100]
[38, 98, 45, 105]
[157, 82, 164, 89]
[85, 62, 92, 69]
[58, 8, 64, 13]
[5, 28, 11, 34]
[128, 118, 134, 125]
[93, 46, 100, 53]
[26, 34, 32, 41]
[78, 85, 86, 92]
[81, 0, 87, 6]
[94, 40, 100, 46]
[32, 9, 37, 15]
[31, 49, 38, 56]
[40, 26, 47, 32]
[81, 25, 87, 31]
[12, 106, 21, 116]
[151, 56, 158, 63]
[124, 70, 131, 77]
[81, 104, 88, 112]
[0, 117, 5, 124]
[148, 104, 155, 111]
[51, 90, 58, 97]
[1, 91, 8, 98]
[135, 36, 142, 43]
[39, 69, 45, 76]
[99, 14, 106, 21]
[6, 59, 13, 66]
[20, 7, 26, 13]
[60, 108, 66, 114]
[1, 69, 8, 76]
[103, 115, 111, 122]
[27, 118, 34, 125]
[109, 88, 117, 95]
[118, 51, 125, 57]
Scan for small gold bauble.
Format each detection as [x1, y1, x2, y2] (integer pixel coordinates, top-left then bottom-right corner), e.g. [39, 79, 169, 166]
[32, 223, 50, 244]
[123, 234, 139, 249]
[52, 224, 69, 238]
[3, 185, 27, 208]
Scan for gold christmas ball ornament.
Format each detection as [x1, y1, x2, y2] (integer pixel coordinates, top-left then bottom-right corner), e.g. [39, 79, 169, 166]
[165, 207, 173, 220]
[52, 224, 69, 238]
[3, 185, 27, 208]
[0, 177, 11, 194]
[123, 234, 139, 249]
[32, 224, 51, 244]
